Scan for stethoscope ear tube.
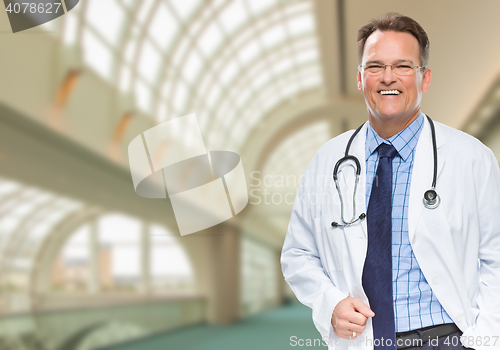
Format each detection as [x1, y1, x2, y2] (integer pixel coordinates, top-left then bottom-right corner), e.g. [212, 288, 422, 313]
[333, 155, 361, 180]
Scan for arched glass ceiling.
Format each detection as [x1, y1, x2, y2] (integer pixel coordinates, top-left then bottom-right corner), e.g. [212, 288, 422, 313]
[0, 179, 83, 276]
[262, 120, 331, 189]
[0, 177, 84, 313]
[61, 0, 323, 151]
[0, 177, 194, 313]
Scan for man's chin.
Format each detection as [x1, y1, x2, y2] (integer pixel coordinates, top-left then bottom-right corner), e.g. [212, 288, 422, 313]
[372, 109, 405, 120]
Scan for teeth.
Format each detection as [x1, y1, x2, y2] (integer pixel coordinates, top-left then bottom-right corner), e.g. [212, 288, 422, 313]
[379, 90, 401, 95]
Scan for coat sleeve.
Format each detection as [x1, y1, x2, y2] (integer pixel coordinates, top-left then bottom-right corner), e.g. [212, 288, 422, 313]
[463, 145, 500, 349]
[281, 157, 349, 342]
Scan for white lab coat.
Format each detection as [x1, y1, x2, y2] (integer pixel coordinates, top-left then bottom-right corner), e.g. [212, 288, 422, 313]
[281, 116, 500, 350]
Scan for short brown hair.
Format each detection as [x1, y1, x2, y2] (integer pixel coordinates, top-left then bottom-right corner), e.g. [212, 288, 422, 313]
[357, 13, 430, 67]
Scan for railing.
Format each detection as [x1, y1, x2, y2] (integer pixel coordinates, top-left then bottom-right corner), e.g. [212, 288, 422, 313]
[0, 295, 207, 350]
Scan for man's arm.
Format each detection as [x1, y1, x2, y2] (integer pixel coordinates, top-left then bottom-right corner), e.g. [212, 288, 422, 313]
[469, 146, 500, 345]
[281, 160, 372, 340]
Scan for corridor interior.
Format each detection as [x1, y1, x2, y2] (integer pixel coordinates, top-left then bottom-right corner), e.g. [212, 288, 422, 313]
[0, 0, 499, 349]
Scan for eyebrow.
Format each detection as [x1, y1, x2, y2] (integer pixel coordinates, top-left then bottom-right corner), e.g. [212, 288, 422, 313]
[365, 59, 415, 65]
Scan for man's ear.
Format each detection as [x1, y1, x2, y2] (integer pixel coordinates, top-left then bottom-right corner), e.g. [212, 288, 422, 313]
[357, 69, 363, 91]
[422, 68, 432, 93]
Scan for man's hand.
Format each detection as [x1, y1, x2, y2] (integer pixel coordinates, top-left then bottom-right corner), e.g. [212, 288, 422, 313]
[331, 297, 375, 339]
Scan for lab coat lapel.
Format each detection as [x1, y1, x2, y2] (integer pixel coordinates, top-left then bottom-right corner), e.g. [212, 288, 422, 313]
[337, 122, 370, 300]
[408, 115, 446, 240]
[338, 122, 368, 239]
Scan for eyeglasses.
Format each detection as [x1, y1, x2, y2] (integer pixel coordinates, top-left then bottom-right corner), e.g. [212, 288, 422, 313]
[360, 63, 426, 76]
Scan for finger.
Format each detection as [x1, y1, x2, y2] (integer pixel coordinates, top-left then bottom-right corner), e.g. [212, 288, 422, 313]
[351, 298, 375, 318]
[336, 319, 365, 333]
[346, 310, 368, 326]
[336, 329, 361, 340]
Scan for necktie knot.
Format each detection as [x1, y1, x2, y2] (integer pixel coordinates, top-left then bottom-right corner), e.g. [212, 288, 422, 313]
[377, 143, 398, 159]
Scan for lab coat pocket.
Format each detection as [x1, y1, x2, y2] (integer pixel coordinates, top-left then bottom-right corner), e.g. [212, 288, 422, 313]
[313, 216, 344, 271]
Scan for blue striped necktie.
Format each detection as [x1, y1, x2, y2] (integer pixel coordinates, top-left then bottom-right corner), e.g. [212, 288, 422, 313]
[362, 142, 398, 350]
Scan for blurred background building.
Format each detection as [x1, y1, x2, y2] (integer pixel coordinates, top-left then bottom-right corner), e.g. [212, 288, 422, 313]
[0, 0, 499, 349]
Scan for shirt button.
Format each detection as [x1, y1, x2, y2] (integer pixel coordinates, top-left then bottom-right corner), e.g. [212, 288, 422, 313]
[456, 314, 463, 322]
[432, 277, 439, 285]
[412, 236, 417, 244]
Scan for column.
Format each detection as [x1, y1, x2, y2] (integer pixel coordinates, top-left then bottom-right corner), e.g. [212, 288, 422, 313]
[138, 222, 151, 294]
[87, 220, 100, 294]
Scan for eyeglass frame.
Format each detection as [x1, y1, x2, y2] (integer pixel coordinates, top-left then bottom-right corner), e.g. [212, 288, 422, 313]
[358, 62, 427, 76]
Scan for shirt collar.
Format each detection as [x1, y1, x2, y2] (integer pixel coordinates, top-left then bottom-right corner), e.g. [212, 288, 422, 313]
[365, 112, 425, 162]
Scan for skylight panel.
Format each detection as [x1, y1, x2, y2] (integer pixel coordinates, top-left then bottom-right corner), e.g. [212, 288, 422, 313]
[280, 82, 301, 99]
[295, 49, 318, 64]
[219, 1, 248, 33]
[238, 40, 261, 66]
[301, 75, 322, 89]
[219, 61, 238, 86]
[30, 222, 54, 240]
[63, 11, 78, 45]
[272, 57, 294, 76]
[0, 216, 21, 233]
[287, 14, 315, 37]
[137, 0, 155, 25]
[252, 71, 273, 90]
[247, 0, 278, 16]
[169, 0, 201, 22]
[260, 95, 281, 114]
[120, 0, 137, 9]
[233, 88, 252, 111]
[161, 81, 172, 99]
[119, 66, 131, 93]
[171, 38, 190, 68]
[183, 52, 203, 85]
[0, 180, 20, 198]
[173, 82, 188, 113]
[261, 24, 287, 49]
[86, 0, 124, 46]
[82, 29, 113, 81]
[135, 80, 152, 113]
[198, 23, 223, 58]
[283, 1, 312, 18]
[124, 39, 137, 64]
[11, 202, 38, 216]
[157, 103, 167, 122]
[148, 3, 178, 52]
[205, 85, 222, 110]
[138, 40, 162, 85]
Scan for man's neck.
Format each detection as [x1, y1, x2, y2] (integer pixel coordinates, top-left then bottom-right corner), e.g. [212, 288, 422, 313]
[368, 110, 421, 139]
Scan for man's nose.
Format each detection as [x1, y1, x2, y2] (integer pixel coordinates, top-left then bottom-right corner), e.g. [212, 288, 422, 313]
[381, 65, 397, 84]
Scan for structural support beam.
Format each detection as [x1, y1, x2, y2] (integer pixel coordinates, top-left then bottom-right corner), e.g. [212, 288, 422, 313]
[139, 222, 152, 295]
[88, 220, 100, 294]
[193, 225, 241, 324]
[314, 0, 342, 99]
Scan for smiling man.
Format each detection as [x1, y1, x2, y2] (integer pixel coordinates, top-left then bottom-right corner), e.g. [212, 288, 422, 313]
[281, 13, 500, 350]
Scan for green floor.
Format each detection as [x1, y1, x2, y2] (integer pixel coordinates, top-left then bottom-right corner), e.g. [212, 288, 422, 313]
[107, 303, 327, 350]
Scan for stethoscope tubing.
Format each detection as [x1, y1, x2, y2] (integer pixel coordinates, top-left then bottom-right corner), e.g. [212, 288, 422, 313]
[331, 115, 439, 228]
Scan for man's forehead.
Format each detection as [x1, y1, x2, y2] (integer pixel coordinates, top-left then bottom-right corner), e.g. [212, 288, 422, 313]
[362, 30, 420, 61]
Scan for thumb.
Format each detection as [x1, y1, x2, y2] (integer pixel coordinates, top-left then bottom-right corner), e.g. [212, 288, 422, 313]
[351, 298, 375, 318]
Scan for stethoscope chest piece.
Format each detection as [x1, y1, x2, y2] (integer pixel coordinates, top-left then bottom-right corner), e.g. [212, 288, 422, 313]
[423, 189, 440, 209]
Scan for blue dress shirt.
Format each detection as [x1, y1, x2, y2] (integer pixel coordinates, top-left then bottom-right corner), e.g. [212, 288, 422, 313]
[365, 112, 454, 332]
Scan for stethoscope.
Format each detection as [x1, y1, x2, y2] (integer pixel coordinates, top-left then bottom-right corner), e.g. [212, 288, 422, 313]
[331, 115, 440, 228]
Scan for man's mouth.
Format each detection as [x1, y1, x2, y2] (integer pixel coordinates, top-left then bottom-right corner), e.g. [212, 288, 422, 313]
[378, 90, 402, 95]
